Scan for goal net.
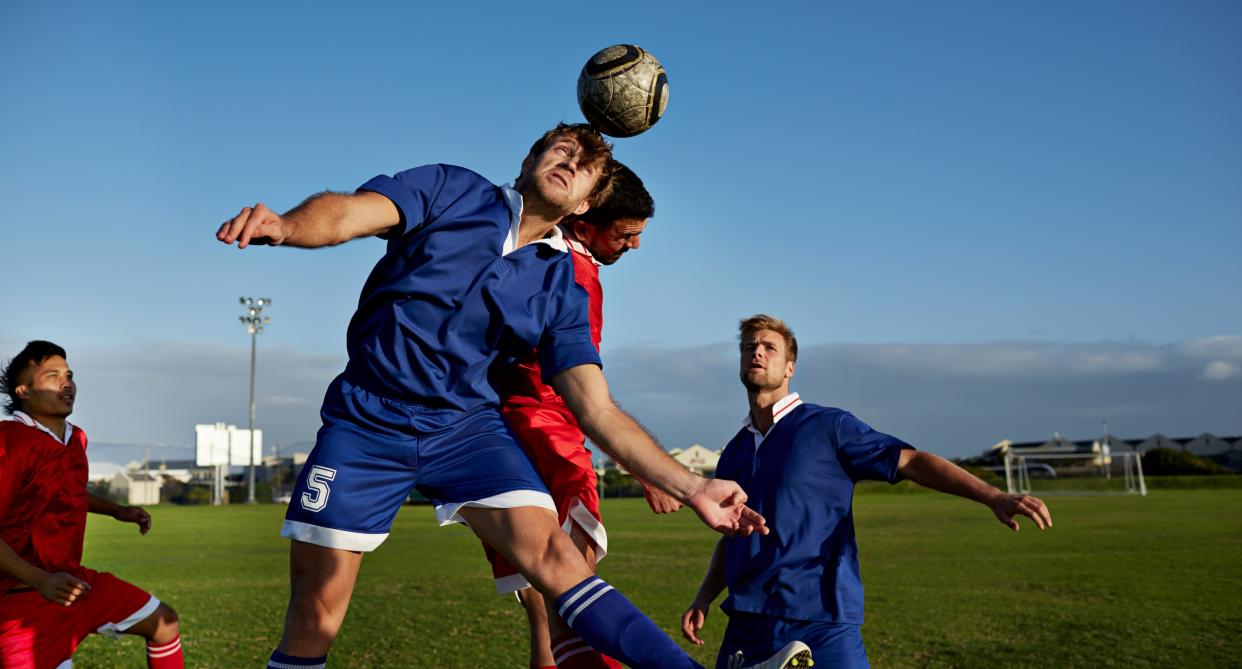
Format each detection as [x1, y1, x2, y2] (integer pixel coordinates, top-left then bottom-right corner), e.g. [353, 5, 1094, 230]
[1003, 451, 1146, 496]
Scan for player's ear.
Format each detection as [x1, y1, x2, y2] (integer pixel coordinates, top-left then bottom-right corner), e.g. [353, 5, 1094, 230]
[568, 218, 592, 242]
[571, 198, 591, 217]
[14, 384, 28, 399]
[786, 360, 796, 379]
[515, 154, 534, 187]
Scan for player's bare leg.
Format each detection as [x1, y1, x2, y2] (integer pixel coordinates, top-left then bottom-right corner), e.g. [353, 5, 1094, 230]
[277, 540, 364, 657]
[519, 522, 606, 668]
[460, 506, 594, 595]
[517, 589, 554, 667]
[126, 602, 180, 644]
[461, 506, 703, 669]
[126, 602, 183, 667]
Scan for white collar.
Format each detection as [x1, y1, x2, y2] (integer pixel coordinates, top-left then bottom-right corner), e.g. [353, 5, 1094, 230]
[563, 235, 602, 266]
[742, 392, 803, 435]
[500, 184, 569, 256]
[10, 410, 74, 445]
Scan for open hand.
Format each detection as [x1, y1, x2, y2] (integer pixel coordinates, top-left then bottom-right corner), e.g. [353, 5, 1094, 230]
[991, 493, 1052, 531]
[681, 599, 712, 645]
[686, 478, 767, 537]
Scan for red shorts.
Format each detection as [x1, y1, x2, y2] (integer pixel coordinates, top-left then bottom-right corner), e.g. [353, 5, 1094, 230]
[0, 572, 158, 669]
[483, 403, 608, 593]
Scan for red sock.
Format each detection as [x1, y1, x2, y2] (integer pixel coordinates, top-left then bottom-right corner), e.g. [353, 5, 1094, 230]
[550, 633, 623, 669]
[147, 635, 184, 669]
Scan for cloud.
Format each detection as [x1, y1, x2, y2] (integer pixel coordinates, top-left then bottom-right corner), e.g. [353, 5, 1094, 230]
[58, 341, 344, 449]
[7, 336, 1238, 461]
[602, 338, 1242, 458]
[1177, 336, 1242, 362]
[1201, 360, 1241, 381]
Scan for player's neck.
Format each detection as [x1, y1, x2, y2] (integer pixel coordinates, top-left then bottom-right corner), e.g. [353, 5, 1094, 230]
[747, 386, 790, 435]
[516, 186, 574, 248]
[517, 216, 557, 247]
[27, 411, 68, 441]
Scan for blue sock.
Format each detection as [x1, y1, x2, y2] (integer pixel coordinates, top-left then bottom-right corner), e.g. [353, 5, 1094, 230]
[555, 576, 703, 669]
[268, 650, 327, 669]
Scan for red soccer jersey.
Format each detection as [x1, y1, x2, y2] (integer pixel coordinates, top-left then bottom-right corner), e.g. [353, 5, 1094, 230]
[0, 419, 93, 595]
[493, 238, 603, 411]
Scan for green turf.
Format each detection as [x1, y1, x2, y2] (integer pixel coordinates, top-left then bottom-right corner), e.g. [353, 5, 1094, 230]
[72, 490, 1241, 668]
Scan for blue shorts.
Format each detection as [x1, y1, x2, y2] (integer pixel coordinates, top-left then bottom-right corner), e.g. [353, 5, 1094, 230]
[716, 612, 869, 669]
[281, 375, 555, 551]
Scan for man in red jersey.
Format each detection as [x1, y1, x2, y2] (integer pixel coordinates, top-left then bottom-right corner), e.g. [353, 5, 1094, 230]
[0, 341, 183, 668]
[482, 163, 682, 669]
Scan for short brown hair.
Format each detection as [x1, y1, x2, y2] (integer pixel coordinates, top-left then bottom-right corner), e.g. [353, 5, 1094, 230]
[738, 314, 798, 363]
[524, 123, 616, 206]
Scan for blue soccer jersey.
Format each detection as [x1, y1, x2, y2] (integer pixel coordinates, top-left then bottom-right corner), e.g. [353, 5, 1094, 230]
[347, 164, 601, 410]
[715, 394, 913, 624]
[279, 164, 602, 551]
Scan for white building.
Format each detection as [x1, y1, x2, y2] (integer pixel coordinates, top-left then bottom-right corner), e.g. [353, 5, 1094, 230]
[112, 471, 161, 505]
[88, 461, 126, 482]
[669, 444, 721, 476]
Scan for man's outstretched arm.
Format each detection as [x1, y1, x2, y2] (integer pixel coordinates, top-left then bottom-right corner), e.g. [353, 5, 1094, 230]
[552, 364, 766, 537]
[216, 191, 400, 249]
[897, 450, 1053, 531]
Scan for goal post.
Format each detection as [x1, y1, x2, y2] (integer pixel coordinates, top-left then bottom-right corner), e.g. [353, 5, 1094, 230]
[1004, 450, 1146, 496]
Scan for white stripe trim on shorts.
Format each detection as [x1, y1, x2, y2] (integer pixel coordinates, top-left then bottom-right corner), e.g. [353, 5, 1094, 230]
[492, 496, 609, 595]
[55, 661, 72, 669]
[563, 497, 608, 563]
[435, 489, 557, 527]
[494, 572, 532, 595]
[96, 595, 160, 639]
[282, 519, 389, 552]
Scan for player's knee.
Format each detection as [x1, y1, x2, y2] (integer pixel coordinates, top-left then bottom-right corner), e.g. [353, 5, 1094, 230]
[525, 531, 591, 590]
[148, 603, 180, 643]
[286, 592, 344, 641]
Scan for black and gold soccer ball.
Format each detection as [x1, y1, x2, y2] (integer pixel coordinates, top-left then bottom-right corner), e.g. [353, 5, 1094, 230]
[577, 44, 668, 138]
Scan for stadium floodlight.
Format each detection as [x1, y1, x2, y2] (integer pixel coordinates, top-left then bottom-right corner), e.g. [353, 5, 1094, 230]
[239, 296, 272, 504]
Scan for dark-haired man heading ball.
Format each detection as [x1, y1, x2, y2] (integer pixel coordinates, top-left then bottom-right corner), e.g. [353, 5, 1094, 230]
[482, 162, 685, 669]
[218, 125, 797, 669]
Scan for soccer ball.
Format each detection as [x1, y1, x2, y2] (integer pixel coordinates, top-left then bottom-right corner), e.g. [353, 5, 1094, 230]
[577, 44, 668, 138]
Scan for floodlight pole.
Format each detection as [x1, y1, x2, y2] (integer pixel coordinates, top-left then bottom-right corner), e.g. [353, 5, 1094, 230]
[239, 297, 271, 504]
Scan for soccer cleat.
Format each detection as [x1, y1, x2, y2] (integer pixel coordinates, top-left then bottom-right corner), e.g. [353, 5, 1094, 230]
[734, 641, 813, 669]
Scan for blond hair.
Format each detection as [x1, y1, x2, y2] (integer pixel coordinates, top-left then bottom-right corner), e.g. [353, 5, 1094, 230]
[738, 314, 798, 362]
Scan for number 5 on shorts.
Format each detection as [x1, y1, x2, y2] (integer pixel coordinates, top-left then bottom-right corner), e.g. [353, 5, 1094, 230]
[301, 466, 337, 512]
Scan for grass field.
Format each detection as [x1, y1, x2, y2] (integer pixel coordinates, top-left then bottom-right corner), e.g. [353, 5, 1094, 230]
[72, 489, 1241, 668]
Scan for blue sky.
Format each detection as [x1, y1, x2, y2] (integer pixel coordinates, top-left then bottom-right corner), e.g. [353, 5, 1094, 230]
[1, 1, 1239, 462]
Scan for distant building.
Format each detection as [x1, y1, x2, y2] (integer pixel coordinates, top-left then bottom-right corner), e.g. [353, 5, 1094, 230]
[88, 461, 126, 482]
[669, 444, 721, 476]
[112, 471, 161, 505]
[1184, 433, 1232, 457]
[1134, 434, 1184, 453]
